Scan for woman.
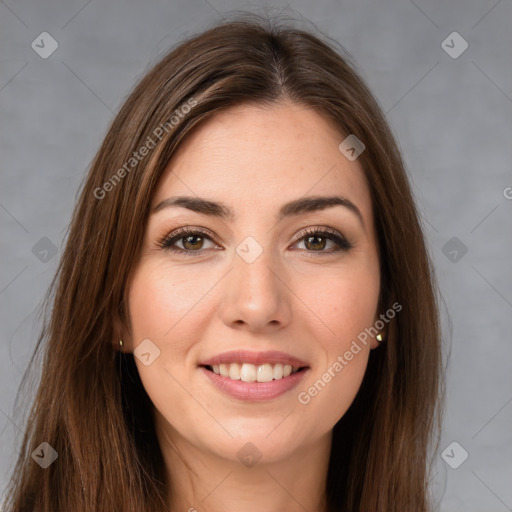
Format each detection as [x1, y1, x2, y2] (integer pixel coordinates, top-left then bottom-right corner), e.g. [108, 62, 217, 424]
[4, 13, 444, 512]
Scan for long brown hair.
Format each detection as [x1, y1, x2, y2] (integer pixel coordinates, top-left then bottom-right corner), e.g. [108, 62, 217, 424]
[4, 12, 444, 512]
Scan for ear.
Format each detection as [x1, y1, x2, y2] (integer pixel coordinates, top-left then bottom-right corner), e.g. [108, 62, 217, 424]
[112, 310, 134, 354]
[369, 334, 383, 350]
[369, 314, 389, 350]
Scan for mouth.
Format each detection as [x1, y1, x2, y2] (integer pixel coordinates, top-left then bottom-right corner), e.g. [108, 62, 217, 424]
[199, 363, 310, 402]
[200, 362, 309, 382]
[198, 350, 310, 401]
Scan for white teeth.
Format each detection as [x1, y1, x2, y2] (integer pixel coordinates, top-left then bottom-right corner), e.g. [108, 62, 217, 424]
[257, 363, 274, 382]
[240, 363, 257, 382]
[228, 362, 241, 380]
[273, 363, 284, 379]
[207, 362, 303, 381]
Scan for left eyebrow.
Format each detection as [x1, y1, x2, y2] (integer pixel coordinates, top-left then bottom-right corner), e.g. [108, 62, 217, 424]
[152, 194, 365, 228]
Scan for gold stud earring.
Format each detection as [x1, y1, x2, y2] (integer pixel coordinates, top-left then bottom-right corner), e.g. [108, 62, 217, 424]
[376, 333, 383, 343]
[119, 339, 123, 347]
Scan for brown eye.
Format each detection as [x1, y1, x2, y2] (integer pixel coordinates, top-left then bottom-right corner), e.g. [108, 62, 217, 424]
[303, 234, 328, 251]
[158, 226, 352, 257]
[159, 227, 218, 256]
[293, 227, 353, 254]
[181, 234, 205, 251]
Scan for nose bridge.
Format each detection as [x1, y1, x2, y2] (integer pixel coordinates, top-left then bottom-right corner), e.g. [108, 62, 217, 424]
[237, 244, 277, 293]
[219, 237, 291, 330]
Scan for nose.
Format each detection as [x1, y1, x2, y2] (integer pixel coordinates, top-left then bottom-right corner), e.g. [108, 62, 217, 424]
[218, 246, 292, 333]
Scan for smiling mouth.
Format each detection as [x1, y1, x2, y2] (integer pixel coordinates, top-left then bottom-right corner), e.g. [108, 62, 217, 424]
[201, 363, 308, 382]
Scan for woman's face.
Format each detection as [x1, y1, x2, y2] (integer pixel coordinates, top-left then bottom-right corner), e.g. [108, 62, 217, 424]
[123, 100, 381, 465]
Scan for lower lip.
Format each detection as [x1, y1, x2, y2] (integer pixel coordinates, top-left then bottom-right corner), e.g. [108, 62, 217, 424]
[199, 366, 309, 402]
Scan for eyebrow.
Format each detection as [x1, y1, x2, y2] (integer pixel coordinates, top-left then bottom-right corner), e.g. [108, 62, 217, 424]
[153, 195, 365, 228]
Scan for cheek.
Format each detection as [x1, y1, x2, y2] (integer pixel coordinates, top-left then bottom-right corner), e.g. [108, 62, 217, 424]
[125, 262, 206, 393]
[300, 348, 369, 432]
[126, 262, 208, 423]
[127, 260, 218, 344]
[304, 260, 380, 346]
[294, 263, 379, 423]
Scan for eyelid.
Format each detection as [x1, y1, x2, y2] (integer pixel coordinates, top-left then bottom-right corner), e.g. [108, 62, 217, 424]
[292, 225, 344, 243]
[157, 225, 221, 251]
[291, 226, 353, 252]
[157, 224, 353, 255]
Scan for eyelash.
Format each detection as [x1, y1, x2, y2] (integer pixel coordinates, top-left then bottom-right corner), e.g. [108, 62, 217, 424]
[157, 226, 353, 257]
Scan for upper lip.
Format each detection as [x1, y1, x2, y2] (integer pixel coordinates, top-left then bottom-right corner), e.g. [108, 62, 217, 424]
[199, 350, 309, 368]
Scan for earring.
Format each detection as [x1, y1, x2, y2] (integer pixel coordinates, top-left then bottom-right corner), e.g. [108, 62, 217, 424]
[376, 333, 383, 343]
[119, 339, 123, 347]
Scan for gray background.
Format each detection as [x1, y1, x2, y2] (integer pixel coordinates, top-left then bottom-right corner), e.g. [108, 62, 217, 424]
[1, 0, 511, 510]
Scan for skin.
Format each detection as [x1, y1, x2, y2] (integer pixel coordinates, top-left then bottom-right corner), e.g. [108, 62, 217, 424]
[115, 99, 383, 512]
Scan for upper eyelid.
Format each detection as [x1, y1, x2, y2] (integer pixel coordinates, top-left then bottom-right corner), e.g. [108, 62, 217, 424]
[162, 225, 344, 239]
[160, 225, 350, 249]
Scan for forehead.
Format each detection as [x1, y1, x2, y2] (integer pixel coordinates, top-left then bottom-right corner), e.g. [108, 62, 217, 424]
[152, 101, 373, 223]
